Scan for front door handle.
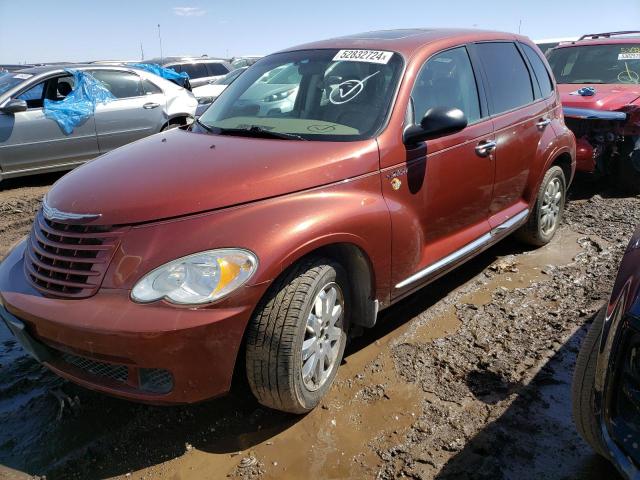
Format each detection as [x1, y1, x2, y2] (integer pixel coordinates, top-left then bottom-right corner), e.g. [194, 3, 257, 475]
[536, 118, 551, 129]
[143, 102, 160, 109]
[475, 140, 496, 157]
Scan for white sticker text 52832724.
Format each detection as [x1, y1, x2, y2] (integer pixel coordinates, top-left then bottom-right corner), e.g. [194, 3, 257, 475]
[333, 50, 394, 64]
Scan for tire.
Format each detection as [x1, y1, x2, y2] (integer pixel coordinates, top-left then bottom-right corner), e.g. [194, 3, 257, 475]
[572, 308, 609, 458]
[516, 165, 566, 246]
[161, 120, 183, 131]
[614, 148, 640, 195]
[245, 257, 350, 413]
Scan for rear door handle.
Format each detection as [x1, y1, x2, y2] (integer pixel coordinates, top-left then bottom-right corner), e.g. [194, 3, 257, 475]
[536, 118, 551, 129]
[475, 140, 496, 157]
[143, 102, 160, 109]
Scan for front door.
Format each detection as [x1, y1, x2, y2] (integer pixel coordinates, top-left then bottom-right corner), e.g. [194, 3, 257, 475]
[0, 74, 99, 175]
[382, 46, 495, 298]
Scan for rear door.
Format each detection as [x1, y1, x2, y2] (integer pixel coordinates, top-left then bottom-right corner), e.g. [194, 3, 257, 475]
[0, 74, 99, 174]
[471, 41, 550, 227]
[90, 70, 165, 152]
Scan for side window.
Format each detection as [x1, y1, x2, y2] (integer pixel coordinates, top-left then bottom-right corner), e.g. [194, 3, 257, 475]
[17, 82, 45, 107]
[142, 79, 162, 95]
[90, 70, 144, 99]
[410, 46, 482, 124]
[521, 43, 554, 98]
[178, 63, 208, 79]
[475, 42, 534, 114]
[205, 63, 229, 76]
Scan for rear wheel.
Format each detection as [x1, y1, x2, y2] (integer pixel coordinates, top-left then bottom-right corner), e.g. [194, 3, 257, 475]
[572, 308, 609, 458]
[517, 165, 566, 246]
[245, 258, 349, 413]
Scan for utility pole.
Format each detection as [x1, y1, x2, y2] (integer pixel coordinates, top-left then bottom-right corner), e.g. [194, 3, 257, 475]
[518, 20, 522, 34]
[140, 41, 145, 61]
[158, 24, 163, 62]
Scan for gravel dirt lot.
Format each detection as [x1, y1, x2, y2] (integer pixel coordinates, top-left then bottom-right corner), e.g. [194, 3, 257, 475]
[0, 174, 637, 480]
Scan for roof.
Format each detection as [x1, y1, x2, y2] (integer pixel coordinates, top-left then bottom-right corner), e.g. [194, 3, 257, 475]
[10, 64, 174, 77]
[279, 28, 527, 58]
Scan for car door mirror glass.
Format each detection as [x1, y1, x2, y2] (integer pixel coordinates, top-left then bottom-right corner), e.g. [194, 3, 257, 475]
[0, 98, 28, 114]
[403, 107, 467, 145]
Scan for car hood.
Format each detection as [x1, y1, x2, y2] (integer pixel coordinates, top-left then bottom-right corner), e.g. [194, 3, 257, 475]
[558, 83, 640, 112]
[44, 129, 380, 225]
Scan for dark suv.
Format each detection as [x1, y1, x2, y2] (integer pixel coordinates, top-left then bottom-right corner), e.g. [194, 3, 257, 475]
[573, 226, 640, 479]
[0, 29, 575, 413]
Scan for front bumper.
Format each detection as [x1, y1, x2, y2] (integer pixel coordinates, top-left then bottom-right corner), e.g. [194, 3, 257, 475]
[0, 241, 264, 404]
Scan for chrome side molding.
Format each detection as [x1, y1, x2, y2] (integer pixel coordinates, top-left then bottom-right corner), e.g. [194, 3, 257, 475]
[395, 209, 529, 289]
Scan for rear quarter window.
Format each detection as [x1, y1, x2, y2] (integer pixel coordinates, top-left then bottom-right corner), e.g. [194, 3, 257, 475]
[475, 42, 534, 114]
[521, 43, 554, 98]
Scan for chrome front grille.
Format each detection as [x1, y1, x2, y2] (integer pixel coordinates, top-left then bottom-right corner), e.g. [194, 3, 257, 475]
[24, 210, 125, 298]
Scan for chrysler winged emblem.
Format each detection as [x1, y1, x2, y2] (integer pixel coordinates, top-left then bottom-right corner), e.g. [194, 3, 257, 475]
[42, 196, 102, 223]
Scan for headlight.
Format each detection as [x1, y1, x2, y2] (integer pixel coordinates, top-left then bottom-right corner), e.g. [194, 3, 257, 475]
[197, 96, 215, 105]
[131, 249, 258, 305]
[262, 88, 296, 103]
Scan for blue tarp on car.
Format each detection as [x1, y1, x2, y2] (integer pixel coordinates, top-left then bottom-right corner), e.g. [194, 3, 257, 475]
[43, 70, 115, 135]
[128, 63, 190, 88]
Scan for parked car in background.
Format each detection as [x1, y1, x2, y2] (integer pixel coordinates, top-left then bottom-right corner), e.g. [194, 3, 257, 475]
[0, 64, 196, 181]
[546, 31, 640, 193]
[0, 29, 575, 413]
[535, 37, 579, 55]
[193, 67, 247, 116]
[142, 56, 233, 87]
[230, 56, 263, 69]
[0, 64, 35, 73]
[573, 225, 640, 480]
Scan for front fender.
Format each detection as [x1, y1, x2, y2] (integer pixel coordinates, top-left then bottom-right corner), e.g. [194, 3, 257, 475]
[103, 172, 392, 304]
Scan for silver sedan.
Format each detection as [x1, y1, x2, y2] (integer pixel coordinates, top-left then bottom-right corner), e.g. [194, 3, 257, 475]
[0, 65, 197, 182]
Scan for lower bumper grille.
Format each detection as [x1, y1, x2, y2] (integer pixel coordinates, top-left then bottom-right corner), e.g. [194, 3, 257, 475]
[57, 350, 173, 395]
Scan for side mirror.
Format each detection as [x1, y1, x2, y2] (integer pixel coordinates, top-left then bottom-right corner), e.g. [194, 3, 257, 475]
[403, 107, 467, 145]
[0, 98, 28, 114]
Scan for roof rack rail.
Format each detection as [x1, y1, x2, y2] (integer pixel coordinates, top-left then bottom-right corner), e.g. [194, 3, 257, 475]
[579, 31, 640, 40]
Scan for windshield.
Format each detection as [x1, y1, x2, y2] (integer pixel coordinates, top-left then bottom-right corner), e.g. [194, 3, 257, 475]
[548, 44, 640, 84]
[198, 48, 404, 141]
[0, 72, 32, 96]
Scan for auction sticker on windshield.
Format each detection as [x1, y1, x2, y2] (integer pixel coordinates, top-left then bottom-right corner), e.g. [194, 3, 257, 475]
[619, 47, 640, 60]
[333, 50, 394, 64]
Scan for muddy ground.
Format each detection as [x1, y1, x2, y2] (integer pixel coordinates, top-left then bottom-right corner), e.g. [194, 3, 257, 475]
[0, 173, 638, 480]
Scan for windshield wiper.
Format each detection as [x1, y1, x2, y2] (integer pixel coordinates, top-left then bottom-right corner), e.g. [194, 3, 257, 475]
[217, 125, 307, 141]
[194, 117, 216, 133]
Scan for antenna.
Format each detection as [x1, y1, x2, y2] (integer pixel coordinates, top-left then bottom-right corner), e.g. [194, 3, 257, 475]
[158, 24, 163, 62]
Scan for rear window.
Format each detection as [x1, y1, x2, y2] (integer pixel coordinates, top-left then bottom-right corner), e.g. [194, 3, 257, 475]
[205, 63, 229, 76]
[475, 42, 534, 114]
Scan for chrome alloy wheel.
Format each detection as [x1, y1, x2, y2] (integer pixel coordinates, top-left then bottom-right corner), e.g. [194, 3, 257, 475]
[301, 282, 344, 391]
[540, 177, 562, 235]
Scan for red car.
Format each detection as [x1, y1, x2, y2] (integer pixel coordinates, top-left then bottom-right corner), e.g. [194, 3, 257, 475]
[546, 31, 640, 192]
[0, 29, 576, 413]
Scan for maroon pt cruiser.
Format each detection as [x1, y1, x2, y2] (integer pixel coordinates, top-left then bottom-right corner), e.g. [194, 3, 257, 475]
[0, 29, 576, 413]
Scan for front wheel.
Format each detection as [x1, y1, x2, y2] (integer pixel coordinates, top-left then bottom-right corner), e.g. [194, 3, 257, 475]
[517, 165, 566, 246]
[245, 258, 349, 413]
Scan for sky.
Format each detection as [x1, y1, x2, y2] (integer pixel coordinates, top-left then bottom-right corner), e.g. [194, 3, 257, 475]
[1, 0, 639, 63]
